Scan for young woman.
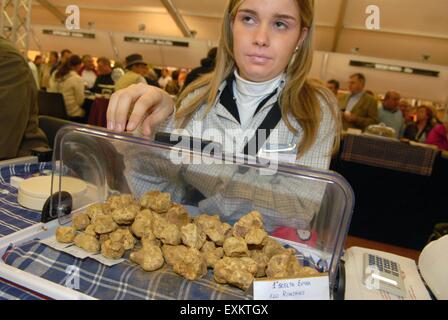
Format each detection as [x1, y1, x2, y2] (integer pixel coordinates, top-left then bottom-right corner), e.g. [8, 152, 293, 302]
[48, 54, 86, 122]
[426, 114, 448, 151]
[107, 0, 340, 239]
[403, 106, 434, 143]
[108, 0, 339, 169]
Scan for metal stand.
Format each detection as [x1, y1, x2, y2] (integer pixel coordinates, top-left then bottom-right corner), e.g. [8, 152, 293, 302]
[0, 0, 32, 56]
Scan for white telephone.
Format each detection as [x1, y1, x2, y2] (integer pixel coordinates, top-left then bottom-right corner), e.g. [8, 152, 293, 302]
[343, 246, 431, 300]
[362, 253, 406, 297]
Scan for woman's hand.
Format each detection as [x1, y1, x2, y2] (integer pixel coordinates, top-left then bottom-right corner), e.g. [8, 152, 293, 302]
[107, 83, 175, 136]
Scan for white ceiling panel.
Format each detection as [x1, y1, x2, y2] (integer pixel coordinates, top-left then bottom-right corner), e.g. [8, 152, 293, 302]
[29, 0, 448, 65]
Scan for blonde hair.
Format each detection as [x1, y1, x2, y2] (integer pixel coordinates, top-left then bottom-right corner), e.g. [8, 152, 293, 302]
[176, 0, 340, 157]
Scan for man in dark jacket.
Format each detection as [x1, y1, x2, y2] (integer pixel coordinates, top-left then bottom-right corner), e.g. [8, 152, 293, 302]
[0, 37, 48, 160]
[91, 57, 115, 94]
[340, 73, 379, 130]
[182, 47, 217, 91]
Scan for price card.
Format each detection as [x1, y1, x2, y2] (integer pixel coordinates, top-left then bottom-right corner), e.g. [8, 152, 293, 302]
[253, 275, 330, 300]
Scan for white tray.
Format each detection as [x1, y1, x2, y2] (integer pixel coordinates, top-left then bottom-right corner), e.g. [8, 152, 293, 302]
[0, 207, 332, 300]
[0, 219, 95, 300]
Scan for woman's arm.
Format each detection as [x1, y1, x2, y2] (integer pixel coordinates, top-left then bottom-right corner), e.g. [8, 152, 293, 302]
[107, 83, 175, 136]
[74, 76, 85, 106]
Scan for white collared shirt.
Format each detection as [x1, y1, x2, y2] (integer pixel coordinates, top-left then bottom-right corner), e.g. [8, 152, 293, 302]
[233, 71, 283, 130]
[346, 92, 364, 112]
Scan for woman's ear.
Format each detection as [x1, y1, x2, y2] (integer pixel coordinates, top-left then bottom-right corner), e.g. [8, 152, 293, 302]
[296, 27, 309, 50]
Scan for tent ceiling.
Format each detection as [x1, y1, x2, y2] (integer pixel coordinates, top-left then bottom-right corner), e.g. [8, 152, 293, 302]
[31, 0, 448, 65]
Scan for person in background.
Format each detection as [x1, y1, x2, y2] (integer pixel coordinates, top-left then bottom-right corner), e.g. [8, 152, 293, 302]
[157, 68, 172, 89]
[80, 54, 98, 90]
[340, 73, 378, 131]
[0, 37, 48, 160]
[60, 49, 72, 65]
[378, 91, 404, 138]
[403, 105, 435, 142]
[182, 47, 218, 91]
[365, 90, 375, 98]
[144, 66, 160, 88]
[91, 57, 114, 94]
[41, 51, 59, 90]
[326, 79, 339, 97]
[28, 55, 42, 89]
[51, 49, 72, 78]
[399, 99, 414, 124]
[177, 68, 188, 89]
[34, 55, 43, 79]
[165, 69, 180, 96]
[426, 113, 448, 151]
[48, 55, 86, 122]
[110, 61, 125, 84]
[114, 54, 148, 91]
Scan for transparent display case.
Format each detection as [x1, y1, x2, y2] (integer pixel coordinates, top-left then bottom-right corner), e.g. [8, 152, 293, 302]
[0, 125, 354, 300]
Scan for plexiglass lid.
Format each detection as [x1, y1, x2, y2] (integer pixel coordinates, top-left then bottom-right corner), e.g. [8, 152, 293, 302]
[50, 124, 354, 292]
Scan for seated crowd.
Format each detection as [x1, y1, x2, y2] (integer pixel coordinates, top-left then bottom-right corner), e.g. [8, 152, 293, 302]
[326, 74, 448, 151]
[27, 47, 217, 125]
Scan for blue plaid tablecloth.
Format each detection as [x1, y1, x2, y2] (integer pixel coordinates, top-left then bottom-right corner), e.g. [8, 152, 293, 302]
[0, 162, 52, 300]
[2, 240, 251, 300]
[1, 238, 318, 301]
[0, 162, 52, 238]
[0, 277, 46, 300]
[0, 162, 321, 300]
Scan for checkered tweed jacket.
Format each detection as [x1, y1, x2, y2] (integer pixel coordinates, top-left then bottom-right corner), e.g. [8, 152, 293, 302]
[124, 77, 337, 231]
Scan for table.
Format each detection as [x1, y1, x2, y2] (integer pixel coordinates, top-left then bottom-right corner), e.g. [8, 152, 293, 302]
[0, 162, 52, 300]
[0, 161, 435, 300]
[332, 137, 448, 250]
[87, 97, 109, 128]
[0, 277, 47, 300]
[0, 162, 51, 237]
[345, 236, 421, 262]
[0, 161, 253, 300]
[341, 134, 439, 176]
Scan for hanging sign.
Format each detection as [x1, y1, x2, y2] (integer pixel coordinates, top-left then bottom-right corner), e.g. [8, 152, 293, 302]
[350, 60, 439, 77]
[43, 29, 95, 39]
[124, 36, 189, 48]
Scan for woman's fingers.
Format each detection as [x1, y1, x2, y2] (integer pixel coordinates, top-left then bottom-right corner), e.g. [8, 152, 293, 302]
[127, 90, 163, 132]
[107, 91, 121, 130]
[141, 100, 175, 136]
[114, 92, 134, 132]
[107, 83, 157, 132]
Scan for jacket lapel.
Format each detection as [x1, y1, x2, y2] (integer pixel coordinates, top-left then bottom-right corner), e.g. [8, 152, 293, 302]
[350, 93, 366, 115]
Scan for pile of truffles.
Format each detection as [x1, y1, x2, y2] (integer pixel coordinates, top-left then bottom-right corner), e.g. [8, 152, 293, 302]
[55, 191, 320, 291]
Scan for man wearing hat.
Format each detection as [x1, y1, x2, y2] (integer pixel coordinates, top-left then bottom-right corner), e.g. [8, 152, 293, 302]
[114, 53, 148, 91]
